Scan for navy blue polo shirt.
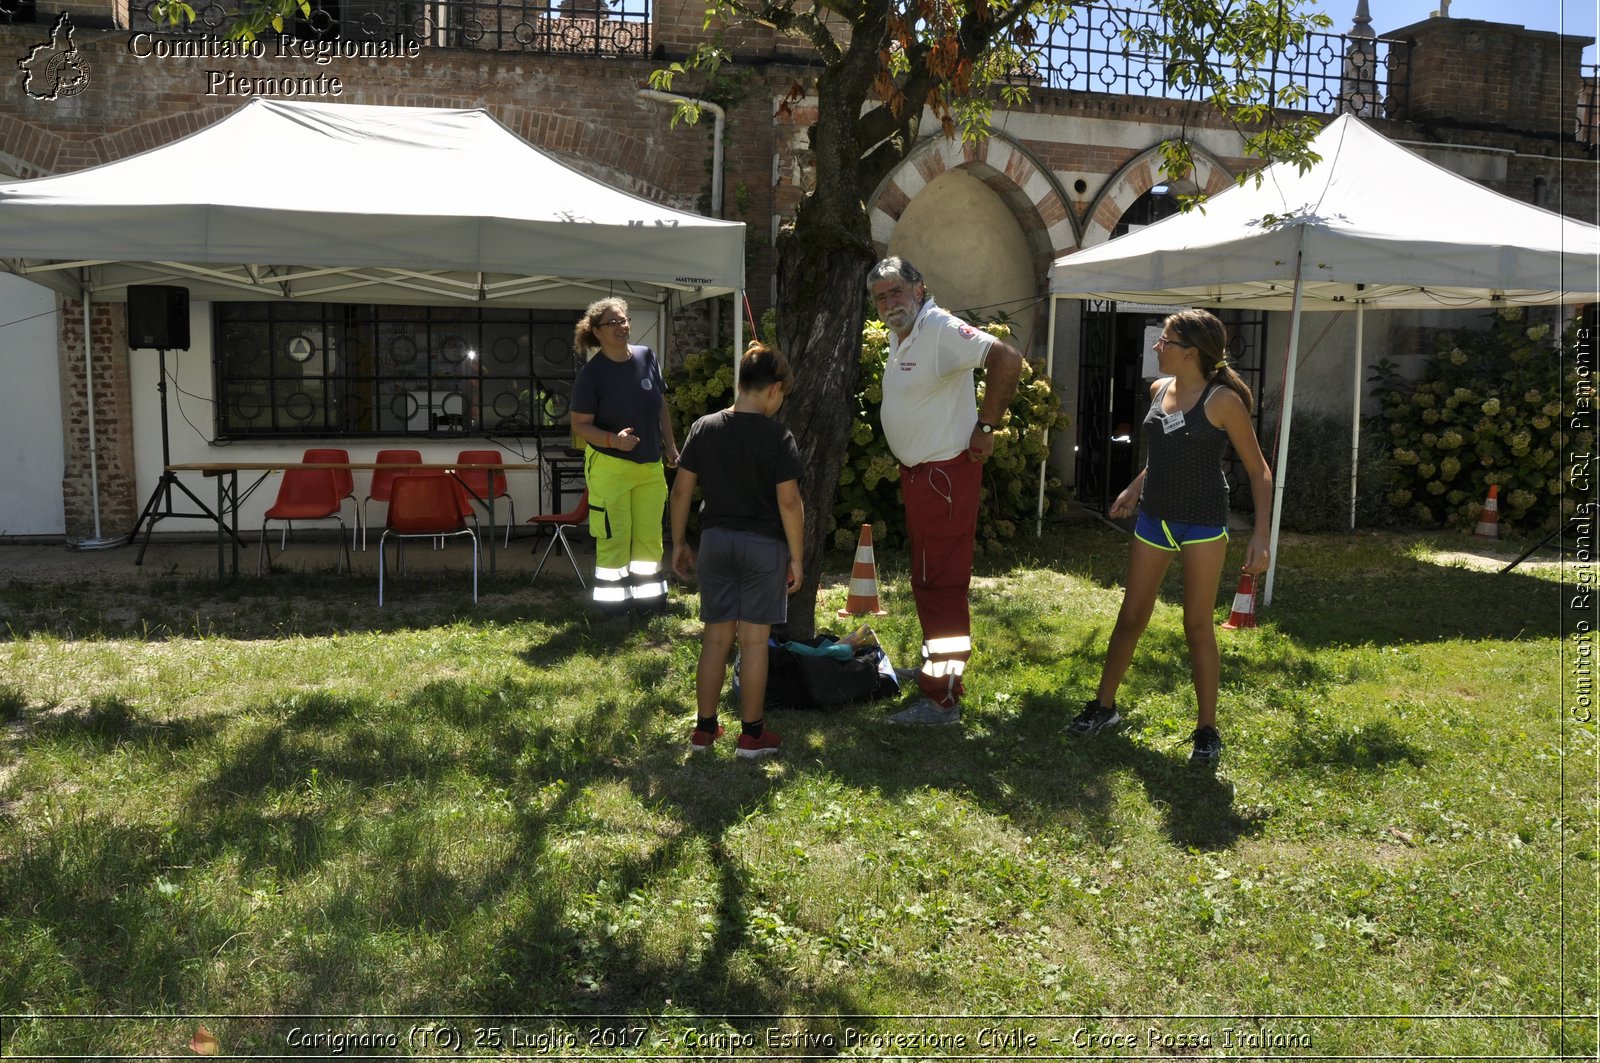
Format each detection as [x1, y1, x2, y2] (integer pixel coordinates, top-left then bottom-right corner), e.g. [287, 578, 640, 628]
[570, 345, 666, 464]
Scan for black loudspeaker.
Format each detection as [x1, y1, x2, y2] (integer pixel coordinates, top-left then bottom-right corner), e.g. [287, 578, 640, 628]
[126, 285, 190, 350]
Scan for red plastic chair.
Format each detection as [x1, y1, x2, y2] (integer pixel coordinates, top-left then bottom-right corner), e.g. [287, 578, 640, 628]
[303, 447, 359, 549]
[405, 470, 477, 549]
[455, 448, 516, 548]
[258, 465, 352, 575]
[361, 448, 422, 550]
[526, 489, 589, 588]
[379, 472, 479, 606]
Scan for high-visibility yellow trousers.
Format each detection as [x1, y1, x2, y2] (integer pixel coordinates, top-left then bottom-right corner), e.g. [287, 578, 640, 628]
[585, 450, 668, 609]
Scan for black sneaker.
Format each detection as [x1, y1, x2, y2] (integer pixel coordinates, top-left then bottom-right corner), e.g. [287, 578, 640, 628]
[1189, 725, 1222, 766]
[1067, 699, 1120, 737]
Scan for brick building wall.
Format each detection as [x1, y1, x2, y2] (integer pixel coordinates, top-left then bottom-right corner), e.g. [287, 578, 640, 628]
[1390, 17, 1585, 139]
[0, 35, 718, 193]
[57, 299, 137, 537]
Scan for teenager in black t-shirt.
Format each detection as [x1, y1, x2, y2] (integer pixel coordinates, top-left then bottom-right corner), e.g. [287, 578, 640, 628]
[671, 343, 805, 759]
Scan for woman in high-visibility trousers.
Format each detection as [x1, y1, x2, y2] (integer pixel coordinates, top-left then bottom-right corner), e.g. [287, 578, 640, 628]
[570, 298, 679, 615]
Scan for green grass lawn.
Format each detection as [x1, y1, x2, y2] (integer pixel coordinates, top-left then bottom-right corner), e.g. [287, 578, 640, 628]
[0, 527, 1593, 1058]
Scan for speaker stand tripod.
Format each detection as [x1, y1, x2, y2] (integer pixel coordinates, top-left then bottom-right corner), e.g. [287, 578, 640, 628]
[128, 348, 243, 564]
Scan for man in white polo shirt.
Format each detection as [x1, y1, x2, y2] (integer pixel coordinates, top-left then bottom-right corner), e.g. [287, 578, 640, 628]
[868, 256, 1023, 726]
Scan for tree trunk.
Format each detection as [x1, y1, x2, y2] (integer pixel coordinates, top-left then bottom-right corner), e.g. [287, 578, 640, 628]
[773, 227, 874, 639]
[770, 5, 893, 639]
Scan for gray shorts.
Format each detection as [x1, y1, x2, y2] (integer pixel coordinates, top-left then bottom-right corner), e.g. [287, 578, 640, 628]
[697, 526, 789, 625]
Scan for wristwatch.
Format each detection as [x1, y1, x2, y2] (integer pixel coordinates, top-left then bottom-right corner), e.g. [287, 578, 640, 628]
[976, 421, 995, 435]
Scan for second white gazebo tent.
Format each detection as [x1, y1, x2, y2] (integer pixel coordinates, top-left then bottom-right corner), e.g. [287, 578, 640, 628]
[1048, 114, 1600, 604]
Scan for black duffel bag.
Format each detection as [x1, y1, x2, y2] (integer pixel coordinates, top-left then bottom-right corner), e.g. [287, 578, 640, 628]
[735, 634, 900, 710]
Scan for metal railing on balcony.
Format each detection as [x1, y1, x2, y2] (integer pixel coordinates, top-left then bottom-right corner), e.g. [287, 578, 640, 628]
[128, 0, 649, 57]
[1008, 4, 1409, 120]
[120, 0, 1440, 124]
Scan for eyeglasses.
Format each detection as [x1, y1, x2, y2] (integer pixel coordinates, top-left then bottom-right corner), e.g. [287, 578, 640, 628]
[598, 316, 629, 328]
[1153, 336, 1190, 349]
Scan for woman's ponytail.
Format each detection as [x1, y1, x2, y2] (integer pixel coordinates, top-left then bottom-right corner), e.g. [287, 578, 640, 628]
[1212, 361, 1254, 414]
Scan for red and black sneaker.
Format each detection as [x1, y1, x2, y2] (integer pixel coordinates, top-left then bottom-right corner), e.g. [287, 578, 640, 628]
[735, 729, 782, 759]
[689, 724, 724, 753]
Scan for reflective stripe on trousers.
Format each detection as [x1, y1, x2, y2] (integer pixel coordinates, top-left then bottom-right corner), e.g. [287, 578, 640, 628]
[593, 564, 631, 604]
[585, 450, 667, 607]
[628, 559, 667, 602]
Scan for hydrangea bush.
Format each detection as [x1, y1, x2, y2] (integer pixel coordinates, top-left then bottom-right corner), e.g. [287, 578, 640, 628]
[666, 318, 1072, 554]
[1371, 308, 1591, 534]
[1257, 405, 1395, 533]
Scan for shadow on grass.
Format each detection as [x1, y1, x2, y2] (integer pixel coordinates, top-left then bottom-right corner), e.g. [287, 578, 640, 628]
[749, 580, 1437, 857]
[1260, 557, 1562, 648]
[1276, 718, 1429, 773]
[27, 695, 226, 751]
[0, 526, 1558, 1041]
[0, 569, 563, 642]
[0, 819, 246, 1017]
[0, 557, 1444, 1019]
[494, 744, 870, 1027]
[0, 527, 1563, 650]
[1021, 691, 1262, 851]
[0, 614, 878, 1035]
[972, 525, 1565, 650]
[798, 685, 1263, 854]
[465, 670, 875, 1029]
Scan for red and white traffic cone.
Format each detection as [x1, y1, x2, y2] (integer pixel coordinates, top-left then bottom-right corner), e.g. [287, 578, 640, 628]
[837, 524, 888, 617]
[1220, 571, 1257, 630]
[1474, 484, 1501, 540]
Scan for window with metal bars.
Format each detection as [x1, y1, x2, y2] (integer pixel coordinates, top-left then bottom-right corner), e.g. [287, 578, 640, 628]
[213, 302, 580, 440]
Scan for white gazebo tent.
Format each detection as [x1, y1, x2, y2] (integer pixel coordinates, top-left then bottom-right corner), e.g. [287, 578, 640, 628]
[0, 97, 745, 307]
[1047, 113, 1600, 603]
[0, 98, 747, 541]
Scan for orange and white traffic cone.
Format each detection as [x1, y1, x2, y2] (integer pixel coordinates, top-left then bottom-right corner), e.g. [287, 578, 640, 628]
[837, 524, 888, 618]
[1474, 484, 1501, 540]
[1220, 571, 1257, 630]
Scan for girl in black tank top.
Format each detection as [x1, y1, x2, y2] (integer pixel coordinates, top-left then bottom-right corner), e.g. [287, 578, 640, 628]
[1066, 310, 1275, 767]
[1139, 377, 1232, 526]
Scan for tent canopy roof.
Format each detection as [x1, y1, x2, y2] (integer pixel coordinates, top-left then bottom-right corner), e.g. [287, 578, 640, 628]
[1049, 114, 1600, 310]
[0, 99, 745, 308]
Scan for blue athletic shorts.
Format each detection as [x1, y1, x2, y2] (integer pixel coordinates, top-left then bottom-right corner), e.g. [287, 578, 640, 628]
[1134, 511, 1228, 552]
[696, 526, 790, 625]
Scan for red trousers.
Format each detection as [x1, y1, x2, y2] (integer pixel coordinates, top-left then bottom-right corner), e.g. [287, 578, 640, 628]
[899, 454, 982, 708]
